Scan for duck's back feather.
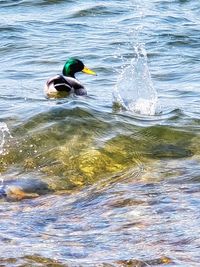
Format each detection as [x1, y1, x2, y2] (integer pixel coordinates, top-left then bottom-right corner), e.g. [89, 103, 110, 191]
[44, 75, 87, 96]
[64, 76, 87, 95]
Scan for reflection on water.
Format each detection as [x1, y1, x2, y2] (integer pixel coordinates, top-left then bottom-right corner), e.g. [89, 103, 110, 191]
[1, 0, 200, 266]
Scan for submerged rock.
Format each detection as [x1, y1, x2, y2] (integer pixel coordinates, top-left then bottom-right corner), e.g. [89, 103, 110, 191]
[0, 178, 52, 201]
[116, 256, 172, 266]
[151, 144, 192, 159]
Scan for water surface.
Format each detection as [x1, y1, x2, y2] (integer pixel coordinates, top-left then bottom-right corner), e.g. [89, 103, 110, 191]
[1, 0, 200, 266]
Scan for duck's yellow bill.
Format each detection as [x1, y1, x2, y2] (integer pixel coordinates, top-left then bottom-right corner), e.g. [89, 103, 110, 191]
[82, 66, 97, 75]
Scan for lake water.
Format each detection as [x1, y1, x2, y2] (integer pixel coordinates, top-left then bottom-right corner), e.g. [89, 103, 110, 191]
[1, 0, 200, 266]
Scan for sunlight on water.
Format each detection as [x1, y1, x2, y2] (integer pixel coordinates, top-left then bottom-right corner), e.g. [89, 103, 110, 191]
[1, 0, 200, 266]
[114, 45, 158, 116]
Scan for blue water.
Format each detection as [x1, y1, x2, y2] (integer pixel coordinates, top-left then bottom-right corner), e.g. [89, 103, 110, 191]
[1, 0, 200, 266]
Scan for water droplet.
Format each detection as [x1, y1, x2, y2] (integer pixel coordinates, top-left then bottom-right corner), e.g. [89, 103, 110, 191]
[0, 122, 12, 155]
[113, 44, 158, 116]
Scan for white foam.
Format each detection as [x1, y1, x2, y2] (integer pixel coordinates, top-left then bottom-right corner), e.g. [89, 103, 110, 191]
[129, 98, 157, 116]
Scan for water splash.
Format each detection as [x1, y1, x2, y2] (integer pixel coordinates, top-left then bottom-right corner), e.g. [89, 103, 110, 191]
[113, 45, 158, 116]
[0, 122, 12, 155]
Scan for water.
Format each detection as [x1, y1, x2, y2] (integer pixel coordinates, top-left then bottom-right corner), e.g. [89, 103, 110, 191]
[1, 0, 200, 266]
[0, 122, 12, 155]
[114, 44, 158, 115]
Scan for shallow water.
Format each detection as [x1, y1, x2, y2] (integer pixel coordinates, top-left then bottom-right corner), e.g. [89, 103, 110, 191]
[1, 0, 200, 266]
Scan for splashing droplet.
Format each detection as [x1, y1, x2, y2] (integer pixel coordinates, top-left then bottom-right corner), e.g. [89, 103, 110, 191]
[0, 122, 12, 155]
[113, 45, 158, 116]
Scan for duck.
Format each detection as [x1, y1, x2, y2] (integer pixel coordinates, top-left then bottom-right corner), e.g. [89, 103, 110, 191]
[44, 58, 96, 97]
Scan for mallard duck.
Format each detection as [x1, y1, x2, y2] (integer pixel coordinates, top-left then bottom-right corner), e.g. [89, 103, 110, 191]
[44, 58, 96, 97]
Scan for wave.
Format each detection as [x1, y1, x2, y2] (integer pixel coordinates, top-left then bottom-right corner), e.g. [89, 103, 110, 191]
[1, 0, 73, 7]
[0, 101, 196, 192]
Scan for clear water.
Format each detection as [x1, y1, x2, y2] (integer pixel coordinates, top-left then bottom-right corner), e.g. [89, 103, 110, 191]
[1, 0, 200, 266]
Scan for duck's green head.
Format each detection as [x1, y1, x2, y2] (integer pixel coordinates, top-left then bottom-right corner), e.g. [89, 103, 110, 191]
[62, 58, 96, 78]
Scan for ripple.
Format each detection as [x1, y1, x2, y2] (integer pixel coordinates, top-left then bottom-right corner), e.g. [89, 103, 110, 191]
[1, 0, 23, 7]
[1, 0, 74, 7]
[1, 0, 200, 265]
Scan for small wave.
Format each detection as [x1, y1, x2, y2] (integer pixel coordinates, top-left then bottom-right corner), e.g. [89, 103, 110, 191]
[1, 0, 23, 7]
[72, 5, 116, 18]
[1, 0, 70, 7]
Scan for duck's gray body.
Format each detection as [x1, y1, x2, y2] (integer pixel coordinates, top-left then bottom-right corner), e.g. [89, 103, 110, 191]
[44, 74, 87, 97]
